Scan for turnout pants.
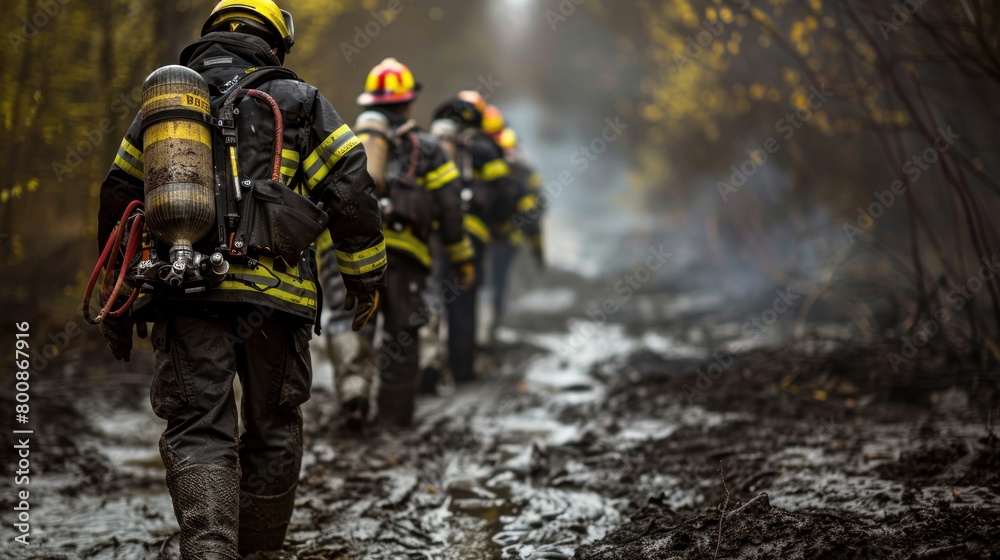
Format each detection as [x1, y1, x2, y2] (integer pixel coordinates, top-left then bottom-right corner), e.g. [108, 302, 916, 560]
[447, 237, 487, 383]
[490, 240, 520, 322]
[375, 253, 429, 426]
[150, 306, 312, 559]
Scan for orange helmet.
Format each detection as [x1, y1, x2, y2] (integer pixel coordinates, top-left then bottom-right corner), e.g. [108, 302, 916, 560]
[496, 127, 518, 151]
[482, 105, 505, 135]
[357, 58, 421, 106]
[457, 90, 487, 114]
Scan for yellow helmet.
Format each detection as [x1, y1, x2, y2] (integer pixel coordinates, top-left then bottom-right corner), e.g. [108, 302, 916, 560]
[496, 127, 518, 151]
[357, 58, 421, 106]
[482, 105, 505, 135]
[203, 0, 295, 54]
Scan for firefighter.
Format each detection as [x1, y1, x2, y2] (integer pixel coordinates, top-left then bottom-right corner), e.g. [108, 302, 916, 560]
[96, 1, 386, 557]
[487, 119, 546, 329]
[319, 58, 474, 428]
[430, 91, 517, 383]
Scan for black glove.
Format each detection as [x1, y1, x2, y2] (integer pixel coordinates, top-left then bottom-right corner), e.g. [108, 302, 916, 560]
[344, 289, 380, 332]
[99, 274, 145, 362]
[100, 314, 147, 362]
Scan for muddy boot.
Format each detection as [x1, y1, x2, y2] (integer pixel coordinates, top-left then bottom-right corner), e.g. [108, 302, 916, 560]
[339, 371, 371, 431]
[238, 485, 297, 556]
[376, 385, 416, 429]
[161, 440, 239, 560]
[332, 326, 376, 431]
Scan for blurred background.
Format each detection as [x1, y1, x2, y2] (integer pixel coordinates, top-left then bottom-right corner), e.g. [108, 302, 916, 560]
[3, 0, 1000, 353]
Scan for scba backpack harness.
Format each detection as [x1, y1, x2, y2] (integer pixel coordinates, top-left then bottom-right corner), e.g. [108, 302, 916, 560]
[85, 65, 328, 324]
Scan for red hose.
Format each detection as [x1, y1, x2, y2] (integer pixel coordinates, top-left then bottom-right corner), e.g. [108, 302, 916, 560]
[246, 89, 284, 182]
[84, 200, 144, 325]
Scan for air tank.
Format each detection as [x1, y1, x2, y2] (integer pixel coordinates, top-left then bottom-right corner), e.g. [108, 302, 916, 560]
[140, 65, 215, 268]
[355, 110, 391, 197]
[430, 118, 459, 161]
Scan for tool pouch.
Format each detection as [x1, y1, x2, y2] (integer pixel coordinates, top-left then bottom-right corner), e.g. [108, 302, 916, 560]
[233, 179, 329, 266]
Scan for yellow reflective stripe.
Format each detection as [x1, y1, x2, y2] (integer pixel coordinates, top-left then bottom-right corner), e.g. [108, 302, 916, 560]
[517, 194, 538, 214]
[384, 228, 432, 267]
[304, 124, 361, 191]
[219, 260, 319, 310]
[446, 237, 474, 263]
[510, 231, 525, 245]
[114, 138, 144, 180]
[526, 172, 542, 190]
[335, 240, 387, 275]
[464, 214, 492, 243]
[420, 161, 459, 191]
[122, 139, 143, 162]
[280, 148, 300, 185]
[217, 281, 318, 310]
[114, 155, 144, 181]
[144, 121, 212, 147]
[475, 159, 510, 182]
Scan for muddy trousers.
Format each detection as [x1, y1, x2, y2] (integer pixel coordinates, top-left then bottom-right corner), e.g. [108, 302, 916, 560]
[447, 237, 487, 384]
[150, 309, 313, 559]
[374, 254, 429, 427]
[490, 241, 519, 323]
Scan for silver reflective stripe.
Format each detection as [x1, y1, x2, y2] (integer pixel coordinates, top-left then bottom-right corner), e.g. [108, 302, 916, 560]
[203, 56, 234, 67]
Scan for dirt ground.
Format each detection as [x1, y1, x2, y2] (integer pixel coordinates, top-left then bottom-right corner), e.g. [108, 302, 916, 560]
[3, 276, 999, 560]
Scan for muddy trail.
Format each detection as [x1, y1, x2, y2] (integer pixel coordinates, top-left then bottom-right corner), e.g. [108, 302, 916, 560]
[3, 275, 1000, 560]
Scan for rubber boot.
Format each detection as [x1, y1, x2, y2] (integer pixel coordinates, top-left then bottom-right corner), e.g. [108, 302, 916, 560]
[238, 485, 297, 556]
[161, 439, 240, 560]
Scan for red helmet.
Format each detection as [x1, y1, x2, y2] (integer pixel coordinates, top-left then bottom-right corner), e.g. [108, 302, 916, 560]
[357, 58, 420, 106]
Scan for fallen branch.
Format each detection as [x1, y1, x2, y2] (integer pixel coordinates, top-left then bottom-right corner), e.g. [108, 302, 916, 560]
[715, 460, 731, 560]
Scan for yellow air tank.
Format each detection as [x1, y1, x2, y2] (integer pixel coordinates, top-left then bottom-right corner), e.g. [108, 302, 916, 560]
[140, 65, 215, 268]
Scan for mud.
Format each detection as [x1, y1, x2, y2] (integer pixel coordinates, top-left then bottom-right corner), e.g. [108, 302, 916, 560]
[4, 279, 999, 559]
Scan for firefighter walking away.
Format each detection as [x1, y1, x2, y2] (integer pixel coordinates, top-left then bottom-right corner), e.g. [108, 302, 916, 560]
[92, 1, 386, 557]
[320, 57, 475, 430]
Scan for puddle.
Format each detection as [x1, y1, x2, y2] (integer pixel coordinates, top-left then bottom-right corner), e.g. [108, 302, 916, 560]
[509, 288, 578, 315]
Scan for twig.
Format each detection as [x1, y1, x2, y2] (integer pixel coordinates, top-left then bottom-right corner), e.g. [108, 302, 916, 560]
[715, 460, 731, 560]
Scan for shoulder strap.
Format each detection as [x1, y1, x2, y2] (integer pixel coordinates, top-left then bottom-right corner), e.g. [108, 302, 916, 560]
[404, 132, 421, 180]
[210, 66, 298, 253]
